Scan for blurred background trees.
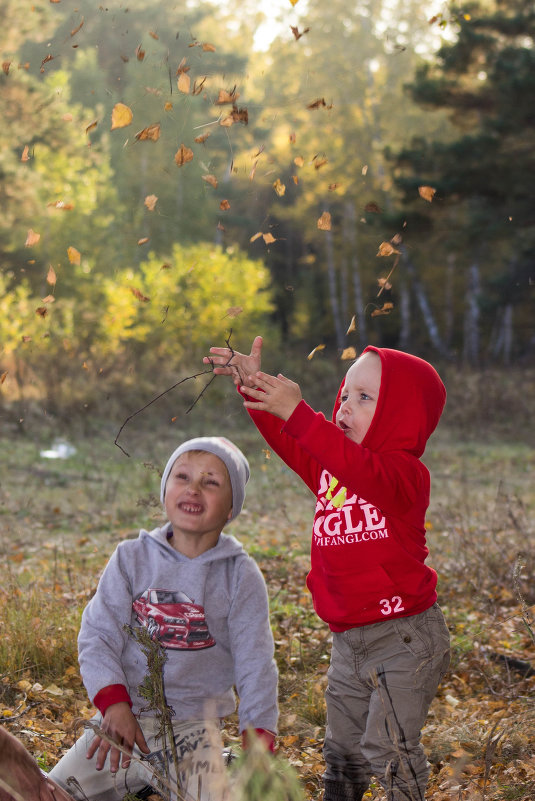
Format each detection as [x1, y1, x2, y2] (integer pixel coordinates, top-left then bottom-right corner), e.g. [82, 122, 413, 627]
[1, 0, 533, 418]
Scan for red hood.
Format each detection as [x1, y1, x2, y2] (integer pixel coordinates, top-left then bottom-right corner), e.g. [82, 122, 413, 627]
[332, 346, 446, 457]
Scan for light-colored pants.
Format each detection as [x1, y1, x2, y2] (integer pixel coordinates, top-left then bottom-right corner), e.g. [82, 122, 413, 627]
[323, 604, 451, 801]
[49, 715, 229, 801]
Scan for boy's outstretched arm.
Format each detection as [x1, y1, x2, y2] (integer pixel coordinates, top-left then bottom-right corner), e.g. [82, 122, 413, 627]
[242, 371, 302, 421]
[203, 335, 263, 388]
[86, 702, 150, 773]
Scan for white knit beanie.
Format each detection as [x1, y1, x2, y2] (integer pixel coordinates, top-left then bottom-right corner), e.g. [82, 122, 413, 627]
[160, 436, 250, 523]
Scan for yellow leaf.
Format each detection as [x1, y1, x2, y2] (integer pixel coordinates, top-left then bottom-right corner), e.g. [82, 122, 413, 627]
[317, 211, 331, 231]
[250, 232, 263, 243]
[273, 178, 286, 197]
[376, 242, 400, 257]
[202, 42, 216, 52]
[219, 199, 230, 211]
[135, 123, 160, 141]
[215, 88, 240, 105]
[164, 101, 173, 111]
[294, 156, 305, 167]
[371, 302, 394, 317]
[177, 72, 191, 94]
[418, 185, 436, 202]
[21, 145, 30, 162]
[263, 233, 276, 244]
[67, 246, 81, 264]
[25, 229, 40, 247]
[47, 265, 57, 285]
[42, 295, 55, 304]
[174, 144, 194, 166]
[341, 347, 357, 361]
[289, 0, 300, 5]
[346, 315, 357, 334]
[307, 344, 325, 360]
[144, 194, 158, 210]
[85, 119, 98, 136]
[202, 174, 218, 188]
[44, 684, 64, 697]
[111, 102, 133, 131]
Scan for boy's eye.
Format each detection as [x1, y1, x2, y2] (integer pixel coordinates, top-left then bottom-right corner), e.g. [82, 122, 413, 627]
[360, 393, 371, 401]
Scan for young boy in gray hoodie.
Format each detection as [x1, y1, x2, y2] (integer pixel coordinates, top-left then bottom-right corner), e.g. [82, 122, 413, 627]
[49, 436, 278, 801]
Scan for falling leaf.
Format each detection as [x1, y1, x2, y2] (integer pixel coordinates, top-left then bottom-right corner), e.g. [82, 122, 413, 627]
[177, 72, 191, 94]
[85, 119, 98, 136]
[42, 295, 55, 304]
[111, 103, 133, 130]
[202, 42, 216, 51]
[70, 17, 84, 36]
[391, 233, 403, 246]
[292, 175, 298, 184]
[164, 101, 173, 111]
[341, 347, 357, 361]
[220, 105, 248, 126]
[130, 287, 150, 302]
[225, 306, 243, 318]
[273, 178, 286, 197]
[149, 30, 159, 39]
[144, 194, 158, 210]
[307, 98, 327, 110]
[195, 132, 211, 144]
[135, 44, 145, 61]
[2, 61, 11, 75]
[317, 211, 331, 231]
[67, 246, 81, 264]
[418, 185, 436, 202]
[376, 241, 400, 257]
[346, 315, 357, 334]
[47, 265, 57, 285]
[192, 77, 207, 95]
[307, 344, 325, 360]
[250, 232, 263, 243]
[294, 156, 305, 167]
[371, 302, 394, 317]
[25, 229, 40, 247]
[35, 306, 48, 317]
[0, 372, 7, 384]
[362, 165, 368, 175]
[174, 144, 193, 166]
[289, 132, 296, 144]
[328, 183, 340, 191]
[21, 145, 30, 162]
[202, 174, 218, 188]
[263, 233, 276, 244]
[47, 200, 74, 210]
[219, 199, 230, 211]
[40, 54, 54, 73]
[249, 161, 258, 181]
[365, 201, 382, 213]
[291, 25, 310, 39]
[314, 156, 328, 169]
[289, 0, 300, 6]
[137, 237, 149, 245]
[215, 88, 240, 105]
[135, 123, 160, 141]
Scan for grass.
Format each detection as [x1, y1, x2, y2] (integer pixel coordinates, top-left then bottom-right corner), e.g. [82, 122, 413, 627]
[0, 367, 534, 800]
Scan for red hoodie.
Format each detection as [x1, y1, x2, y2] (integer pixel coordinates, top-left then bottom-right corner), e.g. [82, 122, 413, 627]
[245, 347, 446, 631]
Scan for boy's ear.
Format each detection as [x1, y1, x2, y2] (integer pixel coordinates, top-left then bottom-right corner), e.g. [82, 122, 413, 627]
[227, 507, 233, 521]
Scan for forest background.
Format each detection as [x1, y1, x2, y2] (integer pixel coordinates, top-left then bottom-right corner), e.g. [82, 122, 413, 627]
[0, 1, 534, 800]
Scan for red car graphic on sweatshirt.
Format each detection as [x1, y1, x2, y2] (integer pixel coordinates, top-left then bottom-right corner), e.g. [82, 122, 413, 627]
[133, 588, 216, 650]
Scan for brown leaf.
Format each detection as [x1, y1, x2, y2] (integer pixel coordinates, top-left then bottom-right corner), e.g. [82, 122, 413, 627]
[273, 178, 286, 197]
[2, 61, 11, 75]
[307, 344, 325, 360]
[250, 232, 263, 243]
[135, 123, 161, 141]
[376, 241, 400, 257]
[225, 306, 243, 318]
[144, 194, 158, 210]
[35, 306, 48, 317]
[418, 185, 436, 202]
[111, 103, 133, 130]
[164, 101, 173, 111]
[149, 30, 159, 39]
[135, 45, 145, 61]
[67, 246, 81, 264]
[41, 295, 55, 304]
[177, 73, 191, 94]
[0, 372, 7, 385]
[263, 233, 276, 244]
[174, 144, 193, 166]
[215, 88, 240, 105]
[202, 174, 218, 188]
[294, 156, 305, 167]
[341, 347, 357, 361]
[192, 77, 207, 95]
[195, 132, 211, 144]
[317, 211, 331, 231]
[328, 183, 340, 191]
[47, 265, 57, 285]
[70, 17, 84, 36]
[314, 156, 328, 169]
[85, 119, 98, 136]
[21, 145, 30, 162]
[365, 201, 382, 213]
[219, 199, 230, 211]
[25, 229, 41, 247]
[290, 25, 310, 40]
[371, 302, 394, 317]
[137, 237, 150, 245]
[220, 105, 248, 126]
[40, 54, 54, 73]
[307, 98, 330, 109]
[377, 277, 392, 290]
[130, 287, 150, 302]
[47, 200, 74, 210]
[202, 42, 216, 52]
[346, 315, 357, 334]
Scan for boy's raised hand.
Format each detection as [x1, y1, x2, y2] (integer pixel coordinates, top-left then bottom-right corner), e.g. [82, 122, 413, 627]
[204, 335, 263, 388]
[242, 371, 302, 421]
[86, 701, 150, 773]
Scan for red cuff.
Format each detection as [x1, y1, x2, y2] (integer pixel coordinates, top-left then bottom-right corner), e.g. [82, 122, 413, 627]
[241, 728, 276, 753]
[93, 684, 132, 715]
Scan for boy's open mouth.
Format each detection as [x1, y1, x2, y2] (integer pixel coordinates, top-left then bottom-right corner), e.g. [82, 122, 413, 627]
[179, 502, 203, 514]
[339, 421, 349, 431]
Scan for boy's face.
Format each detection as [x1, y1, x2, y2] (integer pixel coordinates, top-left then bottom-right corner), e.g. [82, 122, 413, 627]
[164, 451, 233, 550]
[335, 351, 382, 444]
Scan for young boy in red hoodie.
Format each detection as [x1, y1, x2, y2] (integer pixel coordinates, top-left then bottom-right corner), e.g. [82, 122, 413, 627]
[204, 337, 450, 801]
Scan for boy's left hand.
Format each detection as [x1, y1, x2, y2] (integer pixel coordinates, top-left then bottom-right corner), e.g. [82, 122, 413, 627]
[241, 372, 302, 421]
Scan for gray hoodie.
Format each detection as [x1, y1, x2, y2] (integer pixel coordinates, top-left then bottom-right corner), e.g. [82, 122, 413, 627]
[78, 525, 278, 733]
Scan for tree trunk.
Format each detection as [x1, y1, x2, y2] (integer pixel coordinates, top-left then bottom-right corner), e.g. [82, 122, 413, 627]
[463, 260, 480, 366]
[343, 201, 367, 350]
[401, 247, 449, 357]
[323, 205, 345, 350]
[397, 271, 411, 351]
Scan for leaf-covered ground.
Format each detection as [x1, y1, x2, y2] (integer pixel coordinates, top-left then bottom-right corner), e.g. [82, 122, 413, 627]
[1, 425, 534, 800]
